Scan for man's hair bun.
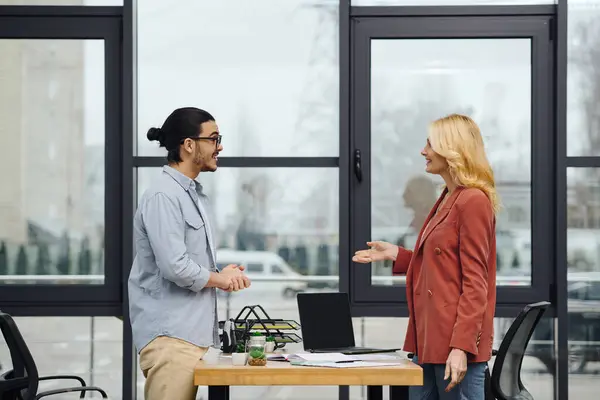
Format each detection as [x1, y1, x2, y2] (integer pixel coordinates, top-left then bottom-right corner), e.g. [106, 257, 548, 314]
[147, 127, 165, 145]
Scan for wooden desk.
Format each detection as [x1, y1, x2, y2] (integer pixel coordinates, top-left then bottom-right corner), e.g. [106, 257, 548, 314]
[194, 355, 423, 400]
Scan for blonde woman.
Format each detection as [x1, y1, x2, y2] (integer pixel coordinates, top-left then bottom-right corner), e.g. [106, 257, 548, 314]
[353, 114, 498, 399]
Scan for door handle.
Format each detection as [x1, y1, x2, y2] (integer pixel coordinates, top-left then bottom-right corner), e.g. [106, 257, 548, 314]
[354, 149, 362, 182]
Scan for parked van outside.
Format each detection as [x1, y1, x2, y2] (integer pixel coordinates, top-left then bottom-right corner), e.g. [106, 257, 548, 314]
[215, 249, 307, 298]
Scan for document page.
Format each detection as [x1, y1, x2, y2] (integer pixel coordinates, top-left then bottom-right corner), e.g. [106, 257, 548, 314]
[267, 353, 407, 367]
[291, 361, 403, 368]
[292, 353, 353, 362]
[267, 353, 352, 362]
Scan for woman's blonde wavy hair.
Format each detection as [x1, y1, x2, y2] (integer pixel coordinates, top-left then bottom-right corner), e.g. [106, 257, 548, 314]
[428, 113, 500, 214]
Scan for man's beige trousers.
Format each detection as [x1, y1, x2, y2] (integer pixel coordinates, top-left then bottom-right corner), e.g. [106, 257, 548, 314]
[139, 336, 209, 400]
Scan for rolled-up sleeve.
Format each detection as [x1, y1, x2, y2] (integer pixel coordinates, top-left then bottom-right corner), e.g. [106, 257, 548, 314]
[142, 193, 211, 291]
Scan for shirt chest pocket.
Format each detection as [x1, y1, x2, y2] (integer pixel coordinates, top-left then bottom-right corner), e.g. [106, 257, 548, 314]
[183, 213, 208, 256]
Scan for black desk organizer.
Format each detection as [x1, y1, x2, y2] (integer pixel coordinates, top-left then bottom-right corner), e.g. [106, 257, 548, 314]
[219, 304, 302, 352]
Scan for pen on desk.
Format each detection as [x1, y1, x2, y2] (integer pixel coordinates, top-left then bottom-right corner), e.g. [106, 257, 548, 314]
[335, 360, 355, 363]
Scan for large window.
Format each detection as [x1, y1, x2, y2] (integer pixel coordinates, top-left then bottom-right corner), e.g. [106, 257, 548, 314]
[0, 11, 123, 311]
[0, 1, 584, 399]
[367, 38, 532, 286]
[565, 1, 600, 397]
[134, 1, 341, 398]
[350, 12, 554, 308]
[0, 39, 105, 285]
[136, 167, 339, 282]
[0, 316, 123, 396]
[566, 168, 600, 397]
[136, 0, 339, 158]
[567, 0, 600, 157]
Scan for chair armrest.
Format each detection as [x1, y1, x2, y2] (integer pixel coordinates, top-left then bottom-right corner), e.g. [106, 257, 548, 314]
[39, 375, 86, 398]
[39, 374, 86, 387]
[34, 386, 108, 400]
[0, 370, 31, 392]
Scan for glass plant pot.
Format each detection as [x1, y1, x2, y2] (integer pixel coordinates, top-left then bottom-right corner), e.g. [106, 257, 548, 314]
[247, 336, 267, 366]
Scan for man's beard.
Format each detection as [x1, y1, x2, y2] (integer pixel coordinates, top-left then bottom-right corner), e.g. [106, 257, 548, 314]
[194, 148, 215, 171]
[193, 148, 203, 166]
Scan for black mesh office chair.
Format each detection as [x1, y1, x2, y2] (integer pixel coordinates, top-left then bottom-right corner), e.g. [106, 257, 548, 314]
[406, 301, 550, 400]
[0, 312, 108, 400]
[486, 301, 550, 400]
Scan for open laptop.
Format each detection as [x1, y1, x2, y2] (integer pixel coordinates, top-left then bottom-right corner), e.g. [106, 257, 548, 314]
[297, 292, 401, 355]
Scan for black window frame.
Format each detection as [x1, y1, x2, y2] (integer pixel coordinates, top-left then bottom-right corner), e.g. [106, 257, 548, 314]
[347, 6, 556, 318]
[0, 1, 581, 399]
[0, 6, 123, 316]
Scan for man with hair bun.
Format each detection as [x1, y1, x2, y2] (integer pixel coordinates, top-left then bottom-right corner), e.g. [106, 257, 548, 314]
[128, 107, 251, 400]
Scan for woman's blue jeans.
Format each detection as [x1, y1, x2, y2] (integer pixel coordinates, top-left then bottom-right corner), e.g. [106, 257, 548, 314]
[409, 355, 488, 400]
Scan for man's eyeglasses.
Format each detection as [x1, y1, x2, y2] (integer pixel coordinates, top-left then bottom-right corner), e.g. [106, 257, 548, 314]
[182, 135, 222, 146]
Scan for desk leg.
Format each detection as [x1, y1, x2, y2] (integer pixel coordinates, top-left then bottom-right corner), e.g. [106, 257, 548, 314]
[367, 386, 383, 400]
[339, 385, 349, 400]
[208, 386, 230, 400]
[390, 386, 409, 400]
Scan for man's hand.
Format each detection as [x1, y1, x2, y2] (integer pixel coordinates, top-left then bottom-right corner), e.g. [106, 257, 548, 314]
[221, 264, 244, 273]
[444, 348, 468, 392]
[219, 264, 251, 292]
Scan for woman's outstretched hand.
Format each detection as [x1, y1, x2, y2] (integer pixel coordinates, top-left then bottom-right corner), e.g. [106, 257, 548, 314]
[352, 241, 398, 263]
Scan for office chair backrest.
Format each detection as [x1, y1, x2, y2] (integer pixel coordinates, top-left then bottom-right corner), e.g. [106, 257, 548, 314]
[491, 301, 550, 400]
[0, 312, 39, 399]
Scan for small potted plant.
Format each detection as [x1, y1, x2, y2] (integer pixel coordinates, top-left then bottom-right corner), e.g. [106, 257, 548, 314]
[265, 336, 276, 353]
[231, 342, 247, 366]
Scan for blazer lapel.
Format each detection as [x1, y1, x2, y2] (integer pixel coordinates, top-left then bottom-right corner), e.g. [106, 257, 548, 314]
[415, 186, 464, 254]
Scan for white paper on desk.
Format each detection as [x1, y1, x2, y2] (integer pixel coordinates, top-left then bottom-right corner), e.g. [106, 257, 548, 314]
[293, 353, 352, 362]
[267, 354, 290, 361]
[297, 361, 402, 368]
[349, 354, 403, 362]
[268, 353, 352, 363]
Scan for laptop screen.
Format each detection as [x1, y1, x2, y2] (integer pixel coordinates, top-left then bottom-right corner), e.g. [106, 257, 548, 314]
[297, 292, 356, 351]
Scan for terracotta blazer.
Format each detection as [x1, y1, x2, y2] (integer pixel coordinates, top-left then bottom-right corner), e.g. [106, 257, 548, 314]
[393, 186, 497, 364]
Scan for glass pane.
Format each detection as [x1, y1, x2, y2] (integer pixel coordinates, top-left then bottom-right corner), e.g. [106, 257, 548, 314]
[567, 168, 600, 396]
[135, 167, 339, 399]
[567, 0, 600, 156]
[0, 317, 122, 397]
[136, 0, 339, 157]
[352, 0, 555, 4]
[348, 317, 554, 399]
[136, 166, 339, 299]
[0, 40, 105, 285]
[369, 39, 532, 287]
[0, 0, 122, 4]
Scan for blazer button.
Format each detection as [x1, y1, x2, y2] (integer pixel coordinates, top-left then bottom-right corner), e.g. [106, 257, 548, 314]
[434, 247, 442, 255]
[428, 290, 433, 297]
